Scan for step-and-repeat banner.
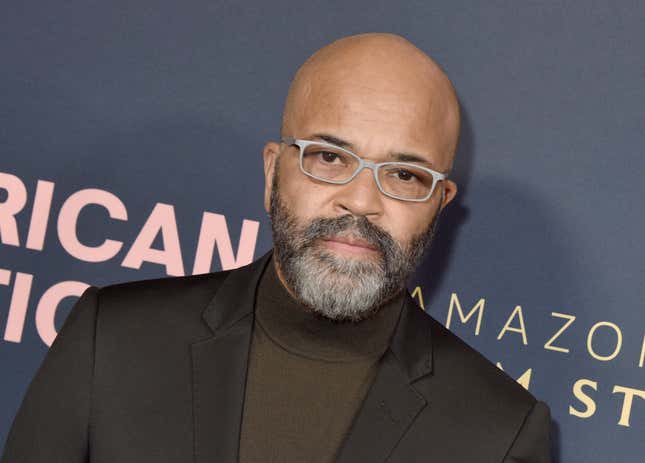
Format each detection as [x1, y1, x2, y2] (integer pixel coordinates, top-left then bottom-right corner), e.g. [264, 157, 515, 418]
[1, 1, 643, 461]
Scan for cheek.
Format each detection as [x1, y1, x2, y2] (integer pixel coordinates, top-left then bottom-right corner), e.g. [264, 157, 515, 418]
[278, 163, 333, 220]
[384, 204, 436, 244]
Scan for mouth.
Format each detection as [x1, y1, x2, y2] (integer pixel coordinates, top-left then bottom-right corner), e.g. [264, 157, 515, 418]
[320, 235, 380, 256]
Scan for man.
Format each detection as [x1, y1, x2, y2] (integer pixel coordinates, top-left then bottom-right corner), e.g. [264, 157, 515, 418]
[2, 33, 551, 462]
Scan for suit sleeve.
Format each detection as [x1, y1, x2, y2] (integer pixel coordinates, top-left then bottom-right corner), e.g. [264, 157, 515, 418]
[503, 400, 552, 463]
[1, 286, 99, 463]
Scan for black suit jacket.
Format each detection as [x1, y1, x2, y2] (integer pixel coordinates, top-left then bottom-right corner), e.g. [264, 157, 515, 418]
[2, 249, 551, 462]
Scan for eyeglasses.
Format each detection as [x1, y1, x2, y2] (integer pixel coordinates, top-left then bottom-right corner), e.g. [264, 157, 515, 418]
[281, 137, 447, 202]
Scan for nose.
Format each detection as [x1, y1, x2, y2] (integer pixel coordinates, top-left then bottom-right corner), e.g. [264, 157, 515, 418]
[332, 165, 384, 217]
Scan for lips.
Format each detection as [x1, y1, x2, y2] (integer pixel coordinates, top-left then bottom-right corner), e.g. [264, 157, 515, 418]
[323, 235, 379, 251]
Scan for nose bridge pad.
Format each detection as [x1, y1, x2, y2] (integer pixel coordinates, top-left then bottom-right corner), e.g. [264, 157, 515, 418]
[353, 160, 382, 195]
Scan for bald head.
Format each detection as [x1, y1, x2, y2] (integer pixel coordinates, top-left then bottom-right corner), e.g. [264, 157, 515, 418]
[281, 33, 460, 170]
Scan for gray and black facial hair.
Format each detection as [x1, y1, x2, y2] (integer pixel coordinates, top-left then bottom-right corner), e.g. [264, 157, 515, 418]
[268, 157, 441, 322]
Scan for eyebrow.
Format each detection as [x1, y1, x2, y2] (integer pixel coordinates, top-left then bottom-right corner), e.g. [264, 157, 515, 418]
[309, 132, 439, 169]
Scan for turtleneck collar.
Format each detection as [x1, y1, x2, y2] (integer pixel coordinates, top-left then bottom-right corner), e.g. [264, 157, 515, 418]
[254, 256, 405, 362]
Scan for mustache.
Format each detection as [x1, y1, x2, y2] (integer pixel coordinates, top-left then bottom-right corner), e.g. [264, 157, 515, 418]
[299, 214, 397, 255]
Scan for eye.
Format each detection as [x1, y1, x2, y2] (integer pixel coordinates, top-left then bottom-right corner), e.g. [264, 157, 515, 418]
[394, 169, 417, 181]
[318, 151, 341, 163]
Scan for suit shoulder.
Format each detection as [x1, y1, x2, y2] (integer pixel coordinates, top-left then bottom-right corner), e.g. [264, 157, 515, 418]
[399, 307, 548, 462]
[426, 312, 537, 408]
[95, 269, 232, 322]
[100, 269, 231, 297]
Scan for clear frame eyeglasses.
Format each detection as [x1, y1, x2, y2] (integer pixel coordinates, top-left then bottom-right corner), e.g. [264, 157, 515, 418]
[281, 137, 447, 202]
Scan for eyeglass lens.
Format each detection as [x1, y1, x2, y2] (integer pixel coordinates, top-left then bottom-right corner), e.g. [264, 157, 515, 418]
[301, 143, 435, 200]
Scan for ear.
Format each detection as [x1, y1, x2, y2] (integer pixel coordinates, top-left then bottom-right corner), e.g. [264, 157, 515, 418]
[438, 179, 458, 211]
[263, 141, 281, 213]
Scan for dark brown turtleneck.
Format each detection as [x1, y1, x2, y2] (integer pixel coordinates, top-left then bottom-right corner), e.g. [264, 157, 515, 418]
[238, 256, 404, 463]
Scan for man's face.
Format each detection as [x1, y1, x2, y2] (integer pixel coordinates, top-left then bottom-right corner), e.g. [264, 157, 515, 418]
[268, 154, 441, 321]
[262, 43, 458, 321]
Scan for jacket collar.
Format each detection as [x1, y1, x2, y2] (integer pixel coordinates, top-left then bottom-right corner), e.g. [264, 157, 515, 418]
[200, 248, 272, 334]
[391, 290, 435, 381]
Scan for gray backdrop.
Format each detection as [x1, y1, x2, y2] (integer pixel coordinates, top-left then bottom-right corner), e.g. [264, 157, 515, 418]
[1, 1, 643, 461]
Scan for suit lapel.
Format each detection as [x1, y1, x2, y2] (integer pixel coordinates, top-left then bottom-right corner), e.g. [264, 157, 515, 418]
[190, 250, 272, 463]
[335, 350, 427, 463]
[336, 292, 434, 463]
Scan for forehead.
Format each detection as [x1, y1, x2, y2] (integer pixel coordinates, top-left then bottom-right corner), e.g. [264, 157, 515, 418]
[293, 71, 457, 170]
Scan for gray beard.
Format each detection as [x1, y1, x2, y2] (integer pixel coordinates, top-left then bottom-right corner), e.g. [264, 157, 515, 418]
[268, 158, 441, 322]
